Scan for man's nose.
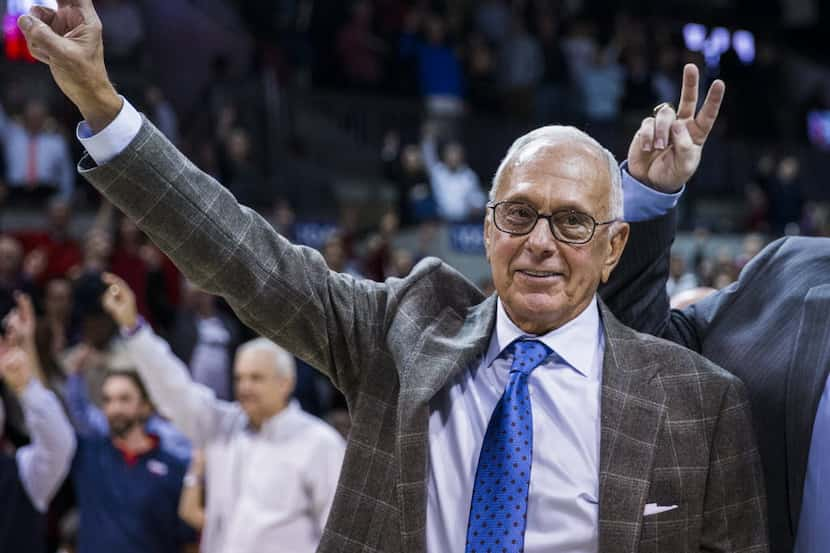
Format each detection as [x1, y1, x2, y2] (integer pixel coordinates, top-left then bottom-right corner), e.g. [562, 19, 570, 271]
[525, 217, 558, 254]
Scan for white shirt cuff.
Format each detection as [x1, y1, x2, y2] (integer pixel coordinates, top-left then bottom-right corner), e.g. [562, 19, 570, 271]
[76, 96, 142, 166]
[621, 161, 684, 222]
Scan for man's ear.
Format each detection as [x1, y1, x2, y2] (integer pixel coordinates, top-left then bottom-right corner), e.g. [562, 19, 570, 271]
[601, 222, 630, 283]
[483, 215, 493, 263]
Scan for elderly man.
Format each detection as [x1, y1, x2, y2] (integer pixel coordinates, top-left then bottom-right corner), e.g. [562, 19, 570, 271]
[18, 4, 767, 552]
[100, 274, 345, 553]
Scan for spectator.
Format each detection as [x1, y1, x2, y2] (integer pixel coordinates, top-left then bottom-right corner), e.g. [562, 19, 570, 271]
[170, 282, 241, 402]
[64, 360, 195, 553]
[42, 277, 79, 356]
[474, 0, 510, 45]
[573, 44, 625, 123]
[666, 254, 697, 298]
[464, 33, 500, 113]
[621, 50, 657, 112]
[498, 15, 544, 119]
[766, 155, 805, 234]
[400, 11, 465, 120]
[102, 274, 346, 553]
[535, 12, 572, 124]
[143, 86, 179, 145]
[0, 236, 37, 320]
[0, 100, 74, 202]
[0, 302, 76, 553]
[219, 128, 267, 208]
[336, 0, 385, 88]
[97, 0, 144, 65]
[652, 47, 681, 104]
[13, 198, 83, 285]
[421, 125, 485, 222]
[381, 132, 434, 225]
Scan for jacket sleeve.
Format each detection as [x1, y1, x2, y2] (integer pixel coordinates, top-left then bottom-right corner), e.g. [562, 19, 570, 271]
[79, 118, 392, 395]
[700, 377, 769, 552]
[598, 208, 702, 351]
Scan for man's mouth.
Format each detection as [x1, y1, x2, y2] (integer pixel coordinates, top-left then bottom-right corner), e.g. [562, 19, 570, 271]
[517, 269, 563, 279]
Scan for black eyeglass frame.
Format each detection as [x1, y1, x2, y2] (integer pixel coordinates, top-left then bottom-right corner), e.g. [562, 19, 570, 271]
[486, 200, 618, 245]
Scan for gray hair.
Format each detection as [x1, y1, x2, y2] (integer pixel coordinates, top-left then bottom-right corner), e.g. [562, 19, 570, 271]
[237, 338, 296, 381]
[489, 126, 623, 219]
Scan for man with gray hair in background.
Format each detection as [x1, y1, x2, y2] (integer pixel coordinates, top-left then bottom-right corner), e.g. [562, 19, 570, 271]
[19, 2, 766, 550]
[100, 273, 345, 553]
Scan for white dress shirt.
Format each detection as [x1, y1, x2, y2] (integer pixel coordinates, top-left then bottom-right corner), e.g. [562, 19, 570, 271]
[123, 325, 346, 553]
[15, 380, 77, 512]
[427, 296, 604, 553]
[421, 137, 486, 222]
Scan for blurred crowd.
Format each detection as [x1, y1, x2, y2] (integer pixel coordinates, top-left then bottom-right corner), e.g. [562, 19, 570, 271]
[0, 0, 829, 551]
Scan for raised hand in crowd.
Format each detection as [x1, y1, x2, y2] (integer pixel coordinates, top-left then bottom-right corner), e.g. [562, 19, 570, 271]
[627, 64, 725, 192]
[101, 272, 138, 330]
[2, 292, 44, 384]
[0, 344, 34, 395]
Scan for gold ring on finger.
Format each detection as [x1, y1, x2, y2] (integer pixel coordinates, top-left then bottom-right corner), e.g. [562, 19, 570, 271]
[652, 102, 675, 116]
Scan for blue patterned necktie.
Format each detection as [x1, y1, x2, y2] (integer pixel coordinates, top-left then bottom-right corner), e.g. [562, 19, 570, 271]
[465, 339, 552, 553]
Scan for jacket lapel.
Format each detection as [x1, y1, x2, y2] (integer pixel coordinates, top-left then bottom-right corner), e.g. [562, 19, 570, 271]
[395, 295, 497, 553]
[598, 302, 667, 553]
[785, 284, 830, 534]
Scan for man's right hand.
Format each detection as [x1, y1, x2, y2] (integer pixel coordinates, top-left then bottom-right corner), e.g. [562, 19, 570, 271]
[101, 272, 139, 330]
[17, 0, 122, 132]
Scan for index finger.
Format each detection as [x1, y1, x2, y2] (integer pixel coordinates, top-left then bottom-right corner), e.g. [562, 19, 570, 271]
[691, 79, 726, 144]
[102, 272, 127, 289]
[676, 64, 700, 120]
[13, 292, 34, 321]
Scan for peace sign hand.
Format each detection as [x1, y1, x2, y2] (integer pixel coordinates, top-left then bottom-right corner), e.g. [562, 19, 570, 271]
[627, 64, 726, 193]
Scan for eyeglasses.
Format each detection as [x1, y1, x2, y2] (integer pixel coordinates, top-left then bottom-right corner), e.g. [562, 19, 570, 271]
[487, 200, 617, 244]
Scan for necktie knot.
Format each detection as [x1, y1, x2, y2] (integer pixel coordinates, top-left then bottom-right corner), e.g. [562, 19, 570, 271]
[509, 339, 551, 376]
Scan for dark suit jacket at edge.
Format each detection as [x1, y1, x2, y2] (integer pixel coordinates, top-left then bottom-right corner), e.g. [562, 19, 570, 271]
[78, 118, 768, 553]
[600, 208, 830, 553]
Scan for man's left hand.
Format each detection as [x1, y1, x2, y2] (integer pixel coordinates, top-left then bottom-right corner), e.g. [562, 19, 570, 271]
[627, 64, 725, 193]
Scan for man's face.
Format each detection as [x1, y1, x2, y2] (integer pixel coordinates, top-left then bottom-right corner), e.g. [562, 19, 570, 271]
[102, 375, 150, 438]
[484, 140, 629, 334]
[234, 349, 292, 426]
[444, 143, 464, 170]
[0, 237, 22, 277]
[45, 279, 73, 320]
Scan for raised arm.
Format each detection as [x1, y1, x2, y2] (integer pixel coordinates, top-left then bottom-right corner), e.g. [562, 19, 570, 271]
[102, 273, 240, 445]
[599, 64, 726, 348]
[17, 2, 390, 392]
[0, 346, 75, 513]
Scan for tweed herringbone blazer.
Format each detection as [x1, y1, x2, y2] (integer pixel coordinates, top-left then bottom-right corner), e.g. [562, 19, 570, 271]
[79, 119, 768, 553]
[601, 210, 830, 553]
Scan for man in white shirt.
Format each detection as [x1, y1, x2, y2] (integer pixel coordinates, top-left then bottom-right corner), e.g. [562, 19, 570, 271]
[100, 273, 345, 553]
[421, 125, 486, 222]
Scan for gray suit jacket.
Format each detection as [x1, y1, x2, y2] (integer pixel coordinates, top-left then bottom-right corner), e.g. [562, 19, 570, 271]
[79, 120, 768, 553]
[601, 210, 830, 553]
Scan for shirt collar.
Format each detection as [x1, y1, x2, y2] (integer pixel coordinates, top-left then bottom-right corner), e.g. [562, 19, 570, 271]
[247, 399, 302, 435]
[485, 295, 603, 379]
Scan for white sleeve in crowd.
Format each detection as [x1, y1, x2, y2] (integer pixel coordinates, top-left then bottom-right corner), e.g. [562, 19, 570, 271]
[124, 324, 239, 446]
[76, 96, 142, 165]
[16, 380, 76, 513]
[308, 429, 346, 535]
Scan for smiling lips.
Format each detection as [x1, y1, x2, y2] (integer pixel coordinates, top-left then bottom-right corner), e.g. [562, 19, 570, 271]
[516, 269, 564, 279]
